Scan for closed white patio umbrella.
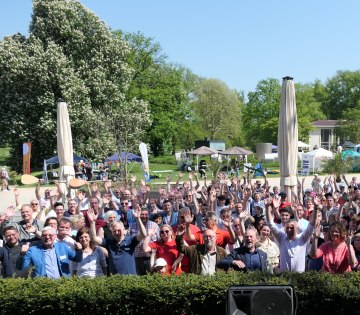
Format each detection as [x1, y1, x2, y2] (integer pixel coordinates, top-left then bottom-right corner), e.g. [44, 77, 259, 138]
[278, 77, 298, 201]
[57, 99, 75, 199]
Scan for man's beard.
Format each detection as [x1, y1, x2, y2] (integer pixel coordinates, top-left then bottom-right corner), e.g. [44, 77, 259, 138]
[246, 242, 254, 250]
[205, 240, 214, 251]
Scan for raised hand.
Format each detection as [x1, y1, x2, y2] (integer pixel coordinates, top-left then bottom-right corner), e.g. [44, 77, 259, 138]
[222, 212, 232, 228]
[21, 242, 30, 255]
[178, 172, 184, 179]
[313, 196, 321, 207]
[75, 241, 83, 250]
[5, 205, 16, 218]
[272, 197, 281, 209]
[77, 190, 85, 201]
[131, 176, 137, 183]
[14, 188, 20, 197]
[133, 205, 141, 219]
[87, 208, 98, 223]
[92, 182, 99, 192]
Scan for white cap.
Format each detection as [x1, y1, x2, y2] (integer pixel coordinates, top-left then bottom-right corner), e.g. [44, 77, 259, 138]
[154, 258, 167, 268]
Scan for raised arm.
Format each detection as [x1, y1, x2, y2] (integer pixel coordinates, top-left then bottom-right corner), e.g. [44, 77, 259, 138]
[88, 209, 103, 245]
[35, 180, 42, 200]
[309, 222, 321, 258]
[133, 205, 147, 241]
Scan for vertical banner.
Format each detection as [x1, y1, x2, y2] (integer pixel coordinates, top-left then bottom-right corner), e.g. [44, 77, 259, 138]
[139, 142, 150, 182]
[23, 142, 32, 174]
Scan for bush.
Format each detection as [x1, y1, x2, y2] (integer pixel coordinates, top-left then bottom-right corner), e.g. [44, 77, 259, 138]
[0, 272, 359, 315]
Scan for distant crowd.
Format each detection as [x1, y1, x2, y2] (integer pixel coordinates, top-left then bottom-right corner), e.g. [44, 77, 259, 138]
[0, 171, 359, 278]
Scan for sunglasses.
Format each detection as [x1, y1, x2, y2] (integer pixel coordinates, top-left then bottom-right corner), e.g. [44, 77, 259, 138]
[31, 203, 38, 206]
[160, 230, 171, 234]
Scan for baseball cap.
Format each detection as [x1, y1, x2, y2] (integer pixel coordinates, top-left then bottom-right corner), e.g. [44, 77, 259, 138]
[154, 258, 167, 268]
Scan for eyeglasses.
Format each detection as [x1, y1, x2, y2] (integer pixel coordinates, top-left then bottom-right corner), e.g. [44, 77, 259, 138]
[203, 235, 215, 239]
[31, 203, 38, 206]
[233, 224, 240, 227]
[160, 230, 171, 234]
[42, 234, 54, 238]
[121, 203, 128, 205]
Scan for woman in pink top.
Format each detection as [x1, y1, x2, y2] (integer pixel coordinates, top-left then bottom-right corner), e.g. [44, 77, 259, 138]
[310, 222, 357, 273]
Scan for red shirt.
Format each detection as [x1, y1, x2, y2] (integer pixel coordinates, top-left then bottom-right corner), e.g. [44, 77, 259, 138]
[149, 239, 182, 275]
[315, 241, 355, 273]
[195, 227, 234, 249]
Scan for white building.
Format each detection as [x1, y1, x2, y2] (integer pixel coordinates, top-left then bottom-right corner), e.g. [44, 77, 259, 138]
[308, 120, 339, 150]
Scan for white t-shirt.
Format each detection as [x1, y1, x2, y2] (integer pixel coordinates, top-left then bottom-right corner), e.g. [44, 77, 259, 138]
[73, 247, 106, 277]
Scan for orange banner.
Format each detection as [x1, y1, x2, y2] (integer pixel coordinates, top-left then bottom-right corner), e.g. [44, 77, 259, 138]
[23, 142, 32, 174]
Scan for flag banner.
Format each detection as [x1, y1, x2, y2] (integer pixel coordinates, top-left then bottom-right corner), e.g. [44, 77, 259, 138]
[139, 142, 150, 182]
[23, 142, 32, 174]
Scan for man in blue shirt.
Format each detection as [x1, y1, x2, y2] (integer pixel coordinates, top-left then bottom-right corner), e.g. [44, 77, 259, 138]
[216, 228, 267, 272]
[89, 205, 147, 275]
[17, 226, 83, 278]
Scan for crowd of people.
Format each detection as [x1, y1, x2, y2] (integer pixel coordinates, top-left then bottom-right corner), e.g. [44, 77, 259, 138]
[0, 171, 359, 278]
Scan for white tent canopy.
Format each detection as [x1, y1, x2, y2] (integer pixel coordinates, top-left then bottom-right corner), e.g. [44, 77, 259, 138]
[298, 141, 310, 148]
[301, 148, 334, 174]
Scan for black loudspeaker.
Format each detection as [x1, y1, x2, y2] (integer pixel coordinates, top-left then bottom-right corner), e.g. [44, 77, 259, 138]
[227, 285, 296, 315]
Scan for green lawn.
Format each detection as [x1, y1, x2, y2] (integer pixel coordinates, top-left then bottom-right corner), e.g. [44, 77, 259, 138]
[0, 148, 301, 187]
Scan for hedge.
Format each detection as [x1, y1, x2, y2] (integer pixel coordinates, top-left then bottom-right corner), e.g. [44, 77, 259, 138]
[0, 272, 360, 315]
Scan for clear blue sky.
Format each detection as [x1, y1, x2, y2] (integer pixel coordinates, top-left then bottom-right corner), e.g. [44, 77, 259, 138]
[1, 0, 359, 95]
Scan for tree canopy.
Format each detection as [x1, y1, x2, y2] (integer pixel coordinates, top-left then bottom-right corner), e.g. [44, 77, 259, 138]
[0, 0, 150, 170]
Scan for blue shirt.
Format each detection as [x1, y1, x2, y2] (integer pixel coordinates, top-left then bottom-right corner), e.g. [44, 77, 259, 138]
[243, 250, 261, 271]
[104, 235, 139, 275]
[44, 247, 61, 279]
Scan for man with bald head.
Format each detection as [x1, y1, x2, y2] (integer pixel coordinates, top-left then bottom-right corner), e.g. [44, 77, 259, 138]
[1, 204, 43, 244]
[176, 227, 227, 275]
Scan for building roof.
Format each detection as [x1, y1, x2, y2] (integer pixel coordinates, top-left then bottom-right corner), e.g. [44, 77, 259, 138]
[312, 120, 338, 127]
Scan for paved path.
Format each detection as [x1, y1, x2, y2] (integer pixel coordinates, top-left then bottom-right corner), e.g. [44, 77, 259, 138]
[1, 173, 360, 211]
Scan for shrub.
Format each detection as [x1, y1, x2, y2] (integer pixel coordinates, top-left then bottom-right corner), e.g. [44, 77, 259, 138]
[0, 272, 359, 315]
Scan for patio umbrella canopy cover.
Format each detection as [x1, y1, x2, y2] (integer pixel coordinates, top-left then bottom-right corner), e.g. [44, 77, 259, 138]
[278, 77, 298, 200]
[57, 100, 75, 198]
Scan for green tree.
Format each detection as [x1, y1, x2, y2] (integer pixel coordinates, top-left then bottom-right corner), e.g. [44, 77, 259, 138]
[191, 79, 243, 147]
[113, 31, 200, 156]
[0, 0, 150, 170]
[335, 108, 360, 143]
[295, 83, 326, 141]
[244, 78, 281, 148]
[322, 70, 360, 119]
[243, 78, 326, 150]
